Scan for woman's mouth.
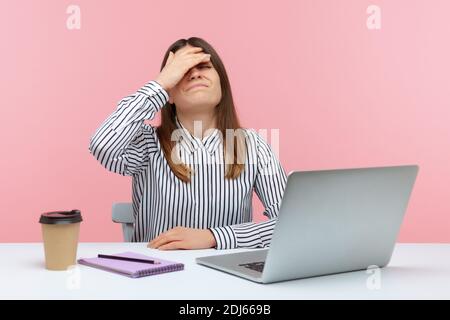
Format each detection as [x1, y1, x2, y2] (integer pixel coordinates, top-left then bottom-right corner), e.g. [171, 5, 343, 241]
[186, 83, 208, 91]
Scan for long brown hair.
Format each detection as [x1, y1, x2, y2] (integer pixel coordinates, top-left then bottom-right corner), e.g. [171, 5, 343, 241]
[156, 37, 246, 183]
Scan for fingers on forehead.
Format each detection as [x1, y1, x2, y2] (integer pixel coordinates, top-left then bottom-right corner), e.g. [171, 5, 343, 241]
[179, 45, 204, 53]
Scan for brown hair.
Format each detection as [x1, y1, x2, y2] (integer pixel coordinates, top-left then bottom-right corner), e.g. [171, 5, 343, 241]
[156, 37, 246, 183]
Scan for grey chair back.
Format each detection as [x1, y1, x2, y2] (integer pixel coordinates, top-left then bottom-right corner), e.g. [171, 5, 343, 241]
[112, 203, 134, 242]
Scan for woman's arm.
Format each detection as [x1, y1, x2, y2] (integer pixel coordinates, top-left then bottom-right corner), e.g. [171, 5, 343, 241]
[89, 47, 210, 176]
[210, 130, 288, 249]
[88, 80, 168, 176]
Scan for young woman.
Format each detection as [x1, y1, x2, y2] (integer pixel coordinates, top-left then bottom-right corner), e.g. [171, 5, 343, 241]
[89, 37, 287, 250]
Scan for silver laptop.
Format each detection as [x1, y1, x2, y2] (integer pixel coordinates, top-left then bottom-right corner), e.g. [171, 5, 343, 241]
[196, 165, 419, 284]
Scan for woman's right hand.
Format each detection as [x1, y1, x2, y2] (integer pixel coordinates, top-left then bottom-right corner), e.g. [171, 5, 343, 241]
[155, 46, 211, 91]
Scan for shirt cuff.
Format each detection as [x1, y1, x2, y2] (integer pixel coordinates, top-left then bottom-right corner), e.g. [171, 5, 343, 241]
[137, 80, 169, 102]
[209, 226, 237, 249]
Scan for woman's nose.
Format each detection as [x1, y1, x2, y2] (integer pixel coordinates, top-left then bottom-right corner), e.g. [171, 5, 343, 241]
[188, 67, 202, 79]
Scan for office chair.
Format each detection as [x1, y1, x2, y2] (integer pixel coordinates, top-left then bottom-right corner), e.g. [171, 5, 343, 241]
[112, 202, 134, 242]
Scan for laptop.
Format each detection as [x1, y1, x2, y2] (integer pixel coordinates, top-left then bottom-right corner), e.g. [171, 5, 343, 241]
[196, 165, 419, 284]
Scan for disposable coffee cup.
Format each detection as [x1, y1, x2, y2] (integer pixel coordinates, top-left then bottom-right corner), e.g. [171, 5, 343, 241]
[39, 209, 82, 271]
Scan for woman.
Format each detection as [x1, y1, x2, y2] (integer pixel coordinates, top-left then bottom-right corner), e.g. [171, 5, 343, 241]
[89, 37, 287, 250]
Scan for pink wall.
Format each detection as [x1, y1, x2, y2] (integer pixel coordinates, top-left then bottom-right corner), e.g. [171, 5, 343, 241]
[1, 0, 449, 242]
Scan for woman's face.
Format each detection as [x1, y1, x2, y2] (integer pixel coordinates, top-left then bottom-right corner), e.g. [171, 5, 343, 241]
[168, 45, 222, 115]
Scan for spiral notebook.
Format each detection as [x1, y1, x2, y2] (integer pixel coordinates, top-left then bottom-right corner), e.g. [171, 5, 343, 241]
[77, 252, 184, 278]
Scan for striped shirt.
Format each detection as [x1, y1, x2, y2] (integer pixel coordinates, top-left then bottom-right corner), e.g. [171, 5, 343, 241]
[89, 80, 287, 249]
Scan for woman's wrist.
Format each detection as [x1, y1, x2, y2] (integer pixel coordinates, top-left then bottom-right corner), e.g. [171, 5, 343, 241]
[206, 229, 217, 248]
[154, 77, 169, 92]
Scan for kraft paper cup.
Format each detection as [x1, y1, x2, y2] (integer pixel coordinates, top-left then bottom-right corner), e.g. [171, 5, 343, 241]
[39, 209, 82, 271]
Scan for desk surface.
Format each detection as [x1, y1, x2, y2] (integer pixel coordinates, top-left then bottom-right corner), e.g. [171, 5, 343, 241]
[1, 243, 449, 299]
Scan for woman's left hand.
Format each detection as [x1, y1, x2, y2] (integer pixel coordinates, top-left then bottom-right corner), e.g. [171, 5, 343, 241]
[147, 227, 217, 250]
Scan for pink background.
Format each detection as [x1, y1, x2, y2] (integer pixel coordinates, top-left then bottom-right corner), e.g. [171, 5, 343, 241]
[1, 0, 449, 242]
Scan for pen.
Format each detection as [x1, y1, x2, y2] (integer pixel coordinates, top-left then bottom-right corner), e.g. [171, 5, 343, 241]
[98, 254, 160, 264]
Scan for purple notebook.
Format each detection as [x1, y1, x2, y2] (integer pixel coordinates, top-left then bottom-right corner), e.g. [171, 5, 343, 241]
[77, 252, 184, 278]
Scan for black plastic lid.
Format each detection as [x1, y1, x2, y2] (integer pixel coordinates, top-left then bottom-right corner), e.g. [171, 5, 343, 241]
[39, 209, 83, 225]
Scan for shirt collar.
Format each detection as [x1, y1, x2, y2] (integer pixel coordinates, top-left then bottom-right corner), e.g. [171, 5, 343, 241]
[174, 116, 222, 156]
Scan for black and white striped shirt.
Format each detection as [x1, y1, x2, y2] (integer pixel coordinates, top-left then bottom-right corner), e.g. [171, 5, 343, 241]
[89, 80, 287, 249]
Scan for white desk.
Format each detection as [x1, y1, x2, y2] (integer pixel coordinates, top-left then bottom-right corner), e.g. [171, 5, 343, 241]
[1, 243, 449, 299]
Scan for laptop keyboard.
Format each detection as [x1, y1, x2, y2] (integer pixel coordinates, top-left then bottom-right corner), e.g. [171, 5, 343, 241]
[239, 261, 265, 273]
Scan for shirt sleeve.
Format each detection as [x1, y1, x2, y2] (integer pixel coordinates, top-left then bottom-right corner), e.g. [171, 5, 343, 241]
[209, 130, 288, 249]
[88, 80, 169, 176]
